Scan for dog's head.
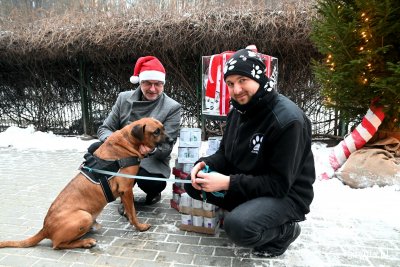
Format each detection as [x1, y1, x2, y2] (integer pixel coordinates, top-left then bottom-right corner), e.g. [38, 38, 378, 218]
[130, 117, 173, 150]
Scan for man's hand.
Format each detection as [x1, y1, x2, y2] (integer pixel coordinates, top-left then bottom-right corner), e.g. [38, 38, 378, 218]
[190, 161, 230, 192]
[190, 161, 206, 190]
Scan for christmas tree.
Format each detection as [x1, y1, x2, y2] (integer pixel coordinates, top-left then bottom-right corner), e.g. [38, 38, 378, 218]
[311, 0, 400, 131]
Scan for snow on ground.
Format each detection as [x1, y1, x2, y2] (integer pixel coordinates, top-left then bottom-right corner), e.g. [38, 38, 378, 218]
[0, 125, 399, 232]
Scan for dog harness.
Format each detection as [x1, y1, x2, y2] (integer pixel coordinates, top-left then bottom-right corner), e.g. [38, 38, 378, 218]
[79, 152, 141, 203]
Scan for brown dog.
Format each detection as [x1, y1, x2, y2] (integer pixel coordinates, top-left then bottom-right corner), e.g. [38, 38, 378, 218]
[0, 117, 171, 249]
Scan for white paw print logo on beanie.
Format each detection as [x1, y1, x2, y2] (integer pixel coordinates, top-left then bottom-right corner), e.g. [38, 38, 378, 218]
[251, 64, 263, 79]
[247, 51, 257, 58]
[224, 58, 237, 74]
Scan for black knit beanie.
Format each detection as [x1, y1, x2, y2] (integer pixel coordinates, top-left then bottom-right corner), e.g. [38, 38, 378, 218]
[223, 48, 271, 113]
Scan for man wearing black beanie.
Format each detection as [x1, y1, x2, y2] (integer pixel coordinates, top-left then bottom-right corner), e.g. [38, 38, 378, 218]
[185, 47, 315, 257]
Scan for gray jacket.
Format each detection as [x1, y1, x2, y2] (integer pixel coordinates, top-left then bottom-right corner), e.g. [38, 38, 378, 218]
[97, 88, 181, 178]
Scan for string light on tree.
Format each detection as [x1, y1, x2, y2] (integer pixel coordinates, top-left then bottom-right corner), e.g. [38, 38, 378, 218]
[311, 0, 399, 140]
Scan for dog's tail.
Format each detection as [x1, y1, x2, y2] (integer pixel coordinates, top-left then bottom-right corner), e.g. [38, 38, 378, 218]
[0, 229, 46, 248]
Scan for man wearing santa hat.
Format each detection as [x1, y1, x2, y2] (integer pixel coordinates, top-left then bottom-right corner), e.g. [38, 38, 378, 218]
[97, 56, 181, 211]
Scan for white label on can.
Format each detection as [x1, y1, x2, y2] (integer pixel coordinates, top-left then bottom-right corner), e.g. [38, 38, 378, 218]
[181, 214, 192, 225]
[192, 216, 204, 227]
[203, 217, 217, 228]
[192, 198, 203, 209]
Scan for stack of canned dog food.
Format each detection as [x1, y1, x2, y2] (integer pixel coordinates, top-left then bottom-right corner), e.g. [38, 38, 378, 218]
[171, 128, 202, 211]
[170, 129, 223, 234]
[178, 192, 221, 234]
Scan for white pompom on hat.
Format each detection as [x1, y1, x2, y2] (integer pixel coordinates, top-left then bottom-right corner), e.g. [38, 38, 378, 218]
[130, 56, 166, 84]
[245, 44, 258, 52]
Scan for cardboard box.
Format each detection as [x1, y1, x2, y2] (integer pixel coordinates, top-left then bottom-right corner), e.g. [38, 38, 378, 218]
[172, 199, 220, 235]
[170, 168, 188, 211]
[170, 198, 179, 211]
[179, 128, 202, 147]
[171, 167, 222, 235]
[179, 206, 217, 218]
[178, 147, 200, 163]
[179, 221, 220, 235]
[208, 136, 222, 151]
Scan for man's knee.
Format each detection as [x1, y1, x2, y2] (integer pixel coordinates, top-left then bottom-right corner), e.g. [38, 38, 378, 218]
[183, 183, 202, 201]
[223, 211, 261, 247]
[136, 168, 166, 194]
[137, 179, 166, 193]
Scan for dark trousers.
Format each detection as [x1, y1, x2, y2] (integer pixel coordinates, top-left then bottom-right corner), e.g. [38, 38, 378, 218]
[184, 183, 304, 248]
[136, 168, 166, 197]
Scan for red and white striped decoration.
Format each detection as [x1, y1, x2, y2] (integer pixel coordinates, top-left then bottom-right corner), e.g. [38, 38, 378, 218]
[320, 104, 385, 180]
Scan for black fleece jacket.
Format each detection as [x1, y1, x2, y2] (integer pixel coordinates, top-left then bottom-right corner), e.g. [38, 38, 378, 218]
[200, 90, 315, 215]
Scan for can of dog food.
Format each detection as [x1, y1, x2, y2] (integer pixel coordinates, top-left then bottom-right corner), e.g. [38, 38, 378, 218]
[203, 217, 217, 228]
[192, 198, 203, 209]
[202, 202, 215, 211]
[183, 163, 192, 174]
[172, 193, 180, 205]
[180, 193, 191, 207]
[181, 214, 192, 225]
[192, 215, 203, 227]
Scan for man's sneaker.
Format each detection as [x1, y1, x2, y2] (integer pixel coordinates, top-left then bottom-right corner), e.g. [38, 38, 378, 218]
[145, 193, 161, 205]
[253, 222, 301, 257]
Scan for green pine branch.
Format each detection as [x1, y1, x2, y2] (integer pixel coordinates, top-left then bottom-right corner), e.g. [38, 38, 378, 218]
[311, 0, 400, 128]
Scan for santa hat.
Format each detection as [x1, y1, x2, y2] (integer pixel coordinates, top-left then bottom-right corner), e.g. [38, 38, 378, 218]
[130, 56, 166, 84]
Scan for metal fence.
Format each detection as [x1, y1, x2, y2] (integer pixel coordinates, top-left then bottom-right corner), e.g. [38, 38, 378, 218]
[0, 88, 340, 140]
[0, 60, 341, 140]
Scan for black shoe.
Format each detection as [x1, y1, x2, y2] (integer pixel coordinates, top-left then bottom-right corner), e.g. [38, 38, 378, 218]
[145, 193, 161, 205]
[253, 222, 301, 257]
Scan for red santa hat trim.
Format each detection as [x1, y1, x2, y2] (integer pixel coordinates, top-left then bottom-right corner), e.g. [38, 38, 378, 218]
[130, 56, 166, 84]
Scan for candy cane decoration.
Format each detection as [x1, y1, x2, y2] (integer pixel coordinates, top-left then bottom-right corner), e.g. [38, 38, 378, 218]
[319, 103, 385, 180]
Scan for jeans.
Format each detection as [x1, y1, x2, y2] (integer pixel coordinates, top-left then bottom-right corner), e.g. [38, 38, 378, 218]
[184, 183, 304, 248]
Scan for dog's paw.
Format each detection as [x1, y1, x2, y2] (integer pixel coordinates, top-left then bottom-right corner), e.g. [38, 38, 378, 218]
[137, 223, 151, 232]
[91, 221, 102, 231]
[83, 238, 97, 248]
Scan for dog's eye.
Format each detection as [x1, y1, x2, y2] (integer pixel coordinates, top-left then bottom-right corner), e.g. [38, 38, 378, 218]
[153, 128, 161, 136]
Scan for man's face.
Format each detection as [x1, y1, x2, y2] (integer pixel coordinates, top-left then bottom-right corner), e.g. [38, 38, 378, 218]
[140, 80, 164, 101]
[225, 75, 259, 105]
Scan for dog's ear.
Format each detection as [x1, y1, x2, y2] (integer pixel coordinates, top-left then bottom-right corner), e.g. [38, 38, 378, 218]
[132, 124, 146, 141]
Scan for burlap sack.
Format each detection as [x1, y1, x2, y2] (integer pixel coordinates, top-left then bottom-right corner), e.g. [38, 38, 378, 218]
[337, 137, 400, 188]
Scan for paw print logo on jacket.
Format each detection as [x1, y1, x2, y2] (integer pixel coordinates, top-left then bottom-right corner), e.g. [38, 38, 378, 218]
[249, 134, 264, 154]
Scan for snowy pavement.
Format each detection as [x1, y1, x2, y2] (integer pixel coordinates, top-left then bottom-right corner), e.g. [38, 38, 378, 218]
[0, 127, 399, 266]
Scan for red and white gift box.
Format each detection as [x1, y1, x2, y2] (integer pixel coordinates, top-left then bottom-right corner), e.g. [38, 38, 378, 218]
[201, 48, 279, 116]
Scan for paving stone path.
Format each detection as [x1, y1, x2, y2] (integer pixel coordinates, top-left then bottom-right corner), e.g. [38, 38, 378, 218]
[0, 148, 399, 266]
